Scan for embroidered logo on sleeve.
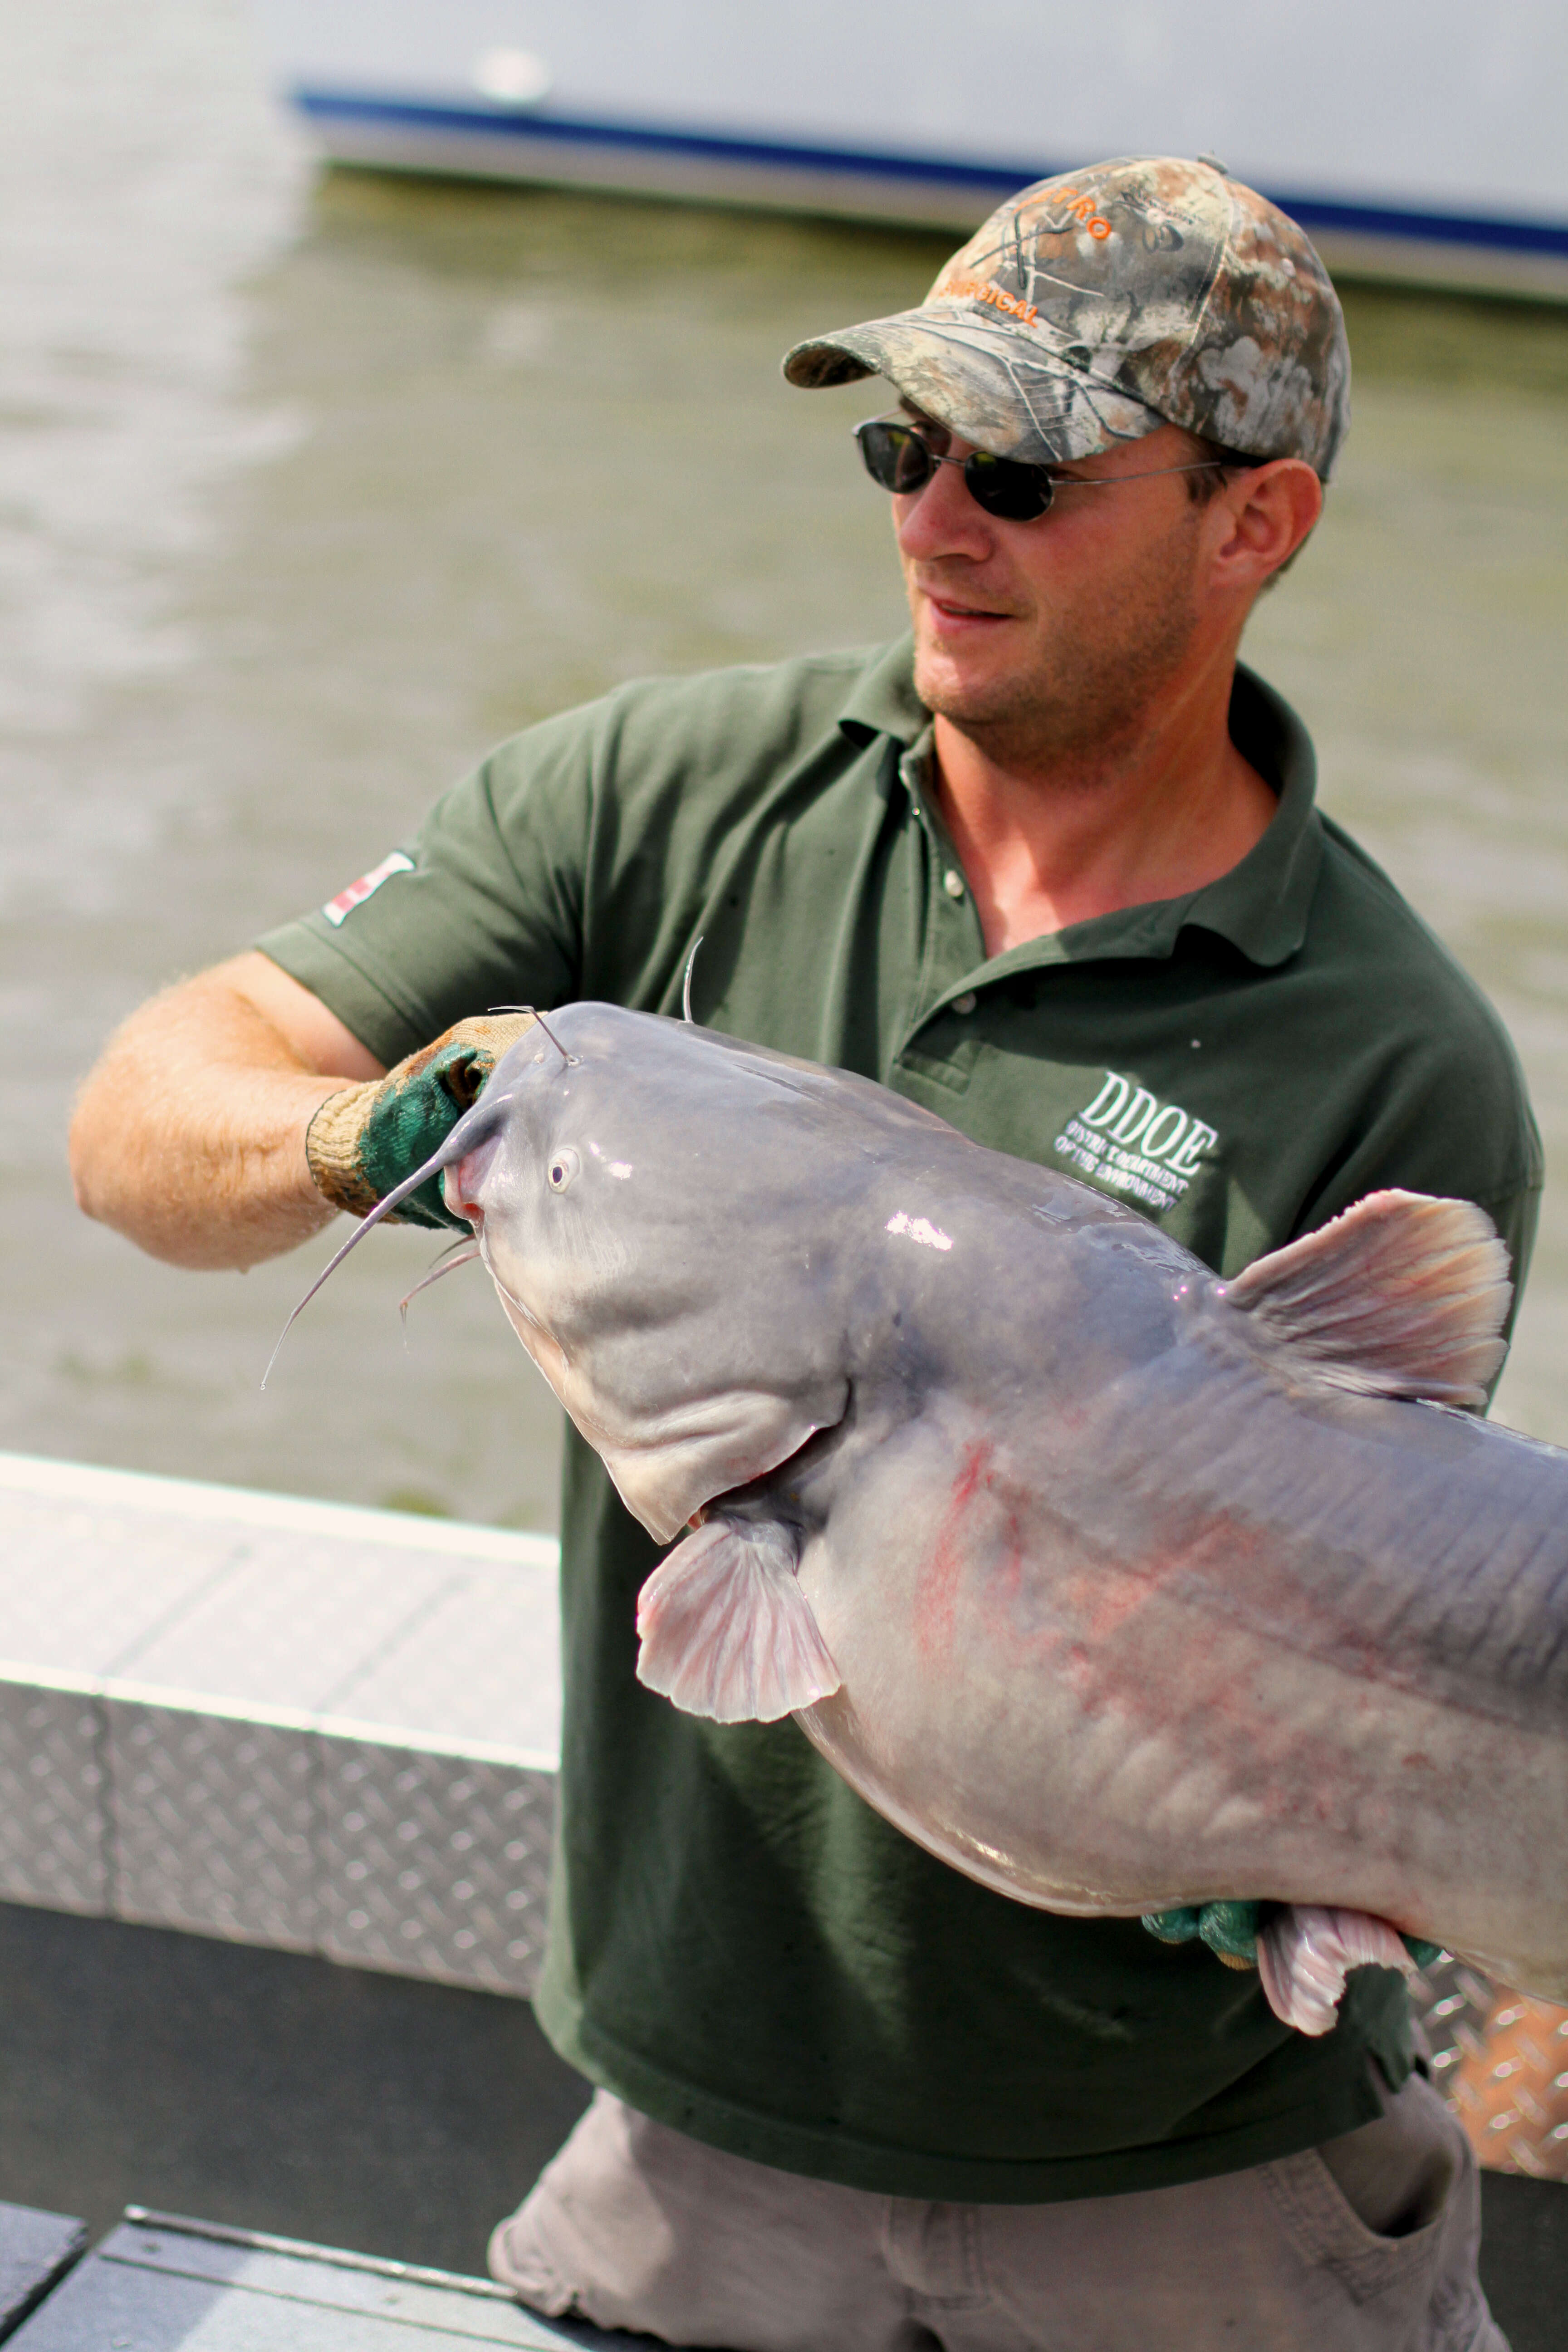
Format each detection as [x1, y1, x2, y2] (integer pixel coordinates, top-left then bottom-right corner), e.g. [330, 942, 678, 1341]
[322, 851, 415, 927]
[1054, 1071, 1218, 1213]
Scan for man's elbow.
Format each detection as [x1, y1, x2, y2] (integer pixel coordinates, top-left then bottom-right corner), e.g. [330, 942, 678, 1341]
[68, 1111, 103, 1225]
[66, 967, 339, 1270]
[69, 1092, 322, 1270]
[68, 1076, 194, 1264]
[68, 1062, 136, 1232]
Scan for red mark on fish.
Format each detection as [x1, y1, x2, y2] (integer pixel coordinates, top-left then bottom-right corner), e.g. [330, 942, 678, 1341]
[916, 1441, 994, 1660]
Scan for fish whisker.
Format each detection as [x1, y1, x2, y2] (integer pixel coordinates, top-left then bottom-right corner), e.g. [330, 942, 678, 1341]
[682, 937, 705, 1024]
[263, 1086, 519, 1388]
[399, 1241, 482, 1330]
[489, 1004, 577, 1066]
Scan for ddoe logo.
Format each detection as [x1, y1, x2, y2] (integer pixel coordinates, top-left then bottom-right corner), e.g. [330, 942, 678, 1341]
[1053, 1070, 1218, 1213]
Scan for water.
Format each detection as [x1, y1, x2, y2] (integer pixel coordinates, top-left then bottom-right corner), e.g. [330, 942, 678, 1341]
[4, 1, 1567, 1528]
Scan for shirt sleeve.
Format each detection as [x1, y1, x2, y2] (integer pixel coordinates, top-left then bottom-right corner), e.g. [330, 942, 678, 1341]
[1287, 974, 1544, 1377]
[1481, 1179, 1542, 1367]
[254, 651, 874, 1068]
[254, 705, 599, 1068]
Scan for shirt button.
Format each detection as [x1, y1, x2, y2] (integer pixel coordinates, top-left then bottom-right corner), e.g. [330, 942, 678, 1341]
[953, 992, 978, 1016]
[943, 869, 965, 900]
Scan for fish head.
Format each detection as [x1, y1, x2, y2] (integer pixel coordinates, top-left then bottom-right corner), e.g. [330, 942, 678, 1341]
[441, 1003, 876, 1541]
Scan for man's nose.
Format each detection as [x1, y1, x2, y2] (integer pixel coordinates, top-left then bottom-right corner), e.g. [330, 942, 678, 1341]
[894, 456, 994, 563]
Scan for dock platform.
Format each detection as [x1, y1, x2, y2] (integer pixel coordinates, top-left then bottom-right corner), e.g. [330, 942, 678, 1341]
[0, 1452, 559, 1997]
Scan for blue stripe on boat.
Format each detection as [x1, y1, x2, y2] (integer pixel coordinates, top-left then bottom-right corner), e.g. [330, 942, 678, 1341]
[293, 90, 1568, 261]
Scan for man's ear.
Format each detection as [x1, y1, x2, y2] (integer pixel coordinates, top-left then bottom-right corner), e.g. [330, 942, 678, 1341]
[1209, 460, 1324, 594]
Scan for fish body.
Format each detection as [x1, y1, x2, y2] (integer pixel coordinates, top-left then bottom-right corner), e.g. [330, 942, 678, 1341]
[785, 1289, 1567, 1994]
[342, 1003, 1568, 2003]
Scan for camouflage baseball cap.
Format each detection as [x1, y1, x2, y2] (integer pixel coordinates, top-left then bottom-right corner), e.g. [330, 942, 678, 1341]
[784, 157, 1349, 480]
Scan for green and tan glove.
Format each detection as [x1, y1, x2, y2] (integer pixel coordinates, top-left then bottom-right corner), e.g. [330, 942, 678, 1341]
[1142, 1901, 1273, 1969]
[1141, 1901, 1441, 1972]
[306, 1013, 536, 1231]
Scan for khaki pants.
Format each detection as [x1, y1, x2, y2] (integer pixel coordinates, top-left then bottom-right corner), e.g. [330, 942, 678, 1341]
[489, 2072, 1507, 2352]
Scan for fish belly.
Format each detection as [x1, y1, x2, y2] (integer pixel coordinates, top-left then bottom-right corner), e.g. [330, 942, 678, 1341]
[793, 1402, 1568, 1998]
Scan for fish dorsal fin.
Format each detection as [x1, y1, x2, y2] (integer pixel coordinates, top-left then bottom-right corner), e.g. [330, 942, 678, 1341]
[1220, 1190, 1510, 1410]
[636, 1516, 841, 1724]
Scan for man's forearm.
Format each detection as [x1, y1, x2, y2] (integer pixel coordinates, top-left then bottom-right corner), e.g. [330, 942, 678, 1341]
[70, 963, 372, 1270]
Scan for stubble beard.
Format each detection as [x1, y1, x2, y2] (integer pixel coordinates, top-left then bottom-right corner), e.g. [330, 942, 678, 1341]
[912, 513, 1207, 780]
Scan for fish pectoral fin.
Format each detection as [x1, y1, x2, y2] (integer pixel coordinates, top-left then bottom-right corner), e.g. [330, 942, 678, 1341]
[635, 1516, 841, 1725]
[1221, 1190, 1510, 1409]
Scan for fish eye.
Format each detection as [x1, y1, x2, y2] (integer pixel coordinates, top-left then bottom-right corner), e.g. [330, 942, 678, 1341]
[547, 1146, 580, 1194]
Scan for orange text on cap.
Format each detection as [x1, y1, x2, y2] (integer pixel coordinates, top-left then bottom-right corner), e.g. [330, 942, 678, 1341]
[1039, 189, 1114, 238]
[949, 277, 1041, 325]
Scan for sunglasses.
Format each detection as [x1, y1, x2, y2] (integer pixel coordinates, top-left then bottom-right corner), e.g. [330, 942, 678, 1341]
[853, 416, 1226, 523]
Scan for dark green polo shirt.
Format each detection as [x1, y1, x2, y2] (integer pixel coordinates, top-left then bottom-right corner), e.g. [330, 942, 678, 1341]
[260, 638, 1541, 2202]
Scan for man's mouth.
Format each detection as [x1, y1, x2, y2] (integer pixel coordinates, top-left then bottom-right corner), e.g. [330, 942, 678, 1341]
[918, 586, 1018, 629]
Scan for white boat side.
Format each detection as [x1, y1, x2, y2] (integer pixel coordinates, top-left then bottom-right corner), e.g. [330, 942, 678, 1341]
[249, 0, 1568, 299]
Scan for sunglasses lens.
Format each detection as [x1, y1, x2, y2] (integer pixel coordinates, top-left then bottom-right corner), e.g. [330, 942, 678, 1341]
[854, 421, 1053, 520]
[855, 421, 936, 496]
[964, 452, 1054, 522]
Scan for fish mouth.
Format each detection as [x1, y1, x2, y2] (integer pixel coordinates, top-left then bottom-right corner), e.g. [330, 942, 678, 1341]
[445, 1133, 504, 1225]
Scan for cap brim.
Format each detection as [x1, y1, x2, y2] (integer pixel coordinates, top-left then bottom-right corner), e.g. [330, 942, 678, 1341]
[783, 306, 1161, 466]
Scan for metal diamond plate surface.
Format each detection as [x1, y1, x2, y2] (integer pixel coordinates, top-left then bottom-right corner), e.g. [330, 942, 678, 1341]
[108, 1704, 318, 1950]
[0, 1456, 564, 1995]
[320, 1739, 555, 1994]
[0, 1491, 230, 1680]
[323, 1565, 560, 1759]
[119, 1536, 456, 1713]
[1414, 1956, 1568, 2182]
[0, 1681, 108, 1914]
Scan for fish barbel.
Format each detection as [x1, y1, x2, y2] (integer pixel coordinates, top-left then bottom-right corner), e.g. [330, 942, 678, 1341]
[285, 1004, 1568, 2024]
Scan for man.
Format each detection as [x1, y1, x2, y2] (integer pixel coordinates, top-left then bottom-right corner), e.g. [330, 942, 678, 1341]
[72, 158, 1535, 2347]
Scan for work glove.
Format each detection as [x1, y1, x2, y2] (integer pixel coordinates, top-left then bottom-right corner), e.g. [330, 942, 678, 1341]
[1141, 1901, 1441, 1972]
[305, 1012, 536, 1231]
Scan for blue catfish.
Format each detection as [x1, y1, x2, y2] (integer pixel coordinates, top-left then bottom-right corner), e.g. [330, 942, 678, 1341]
[289, 1003, 1567, 2027]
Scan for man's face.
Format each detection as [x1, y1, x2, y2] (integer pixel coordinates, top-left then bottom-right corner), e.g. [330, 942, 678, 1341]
[892, 407, 1220, 765]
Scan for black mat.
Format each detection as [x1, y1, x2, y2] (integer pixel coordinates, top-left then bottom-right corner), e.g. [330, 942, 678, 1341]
[0, 1902, 589, 2275]
[1478, 2171, 1568, 2352]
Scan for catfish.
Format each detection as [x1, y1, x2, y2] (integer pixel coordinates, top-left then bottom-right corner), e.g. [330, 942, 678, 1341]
[282, 1004, 1565, 2029]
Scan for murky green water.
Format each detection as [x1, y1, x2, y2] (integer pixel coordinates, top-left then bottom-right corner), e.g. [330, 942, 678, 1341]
[4, 3, 1567, 1527]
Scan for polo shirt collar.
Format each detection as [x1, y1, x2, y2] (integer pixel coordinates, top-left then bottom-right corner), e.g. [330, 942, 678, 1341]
[837, 636, 927, 747]
[1186, 665, 1323, 968]
[848, 639, 1323, 975]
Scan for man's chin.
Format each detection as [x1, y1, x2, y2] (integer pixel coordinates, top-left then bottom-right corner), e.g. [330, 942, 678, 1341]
[911, 640, 1025, 731]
